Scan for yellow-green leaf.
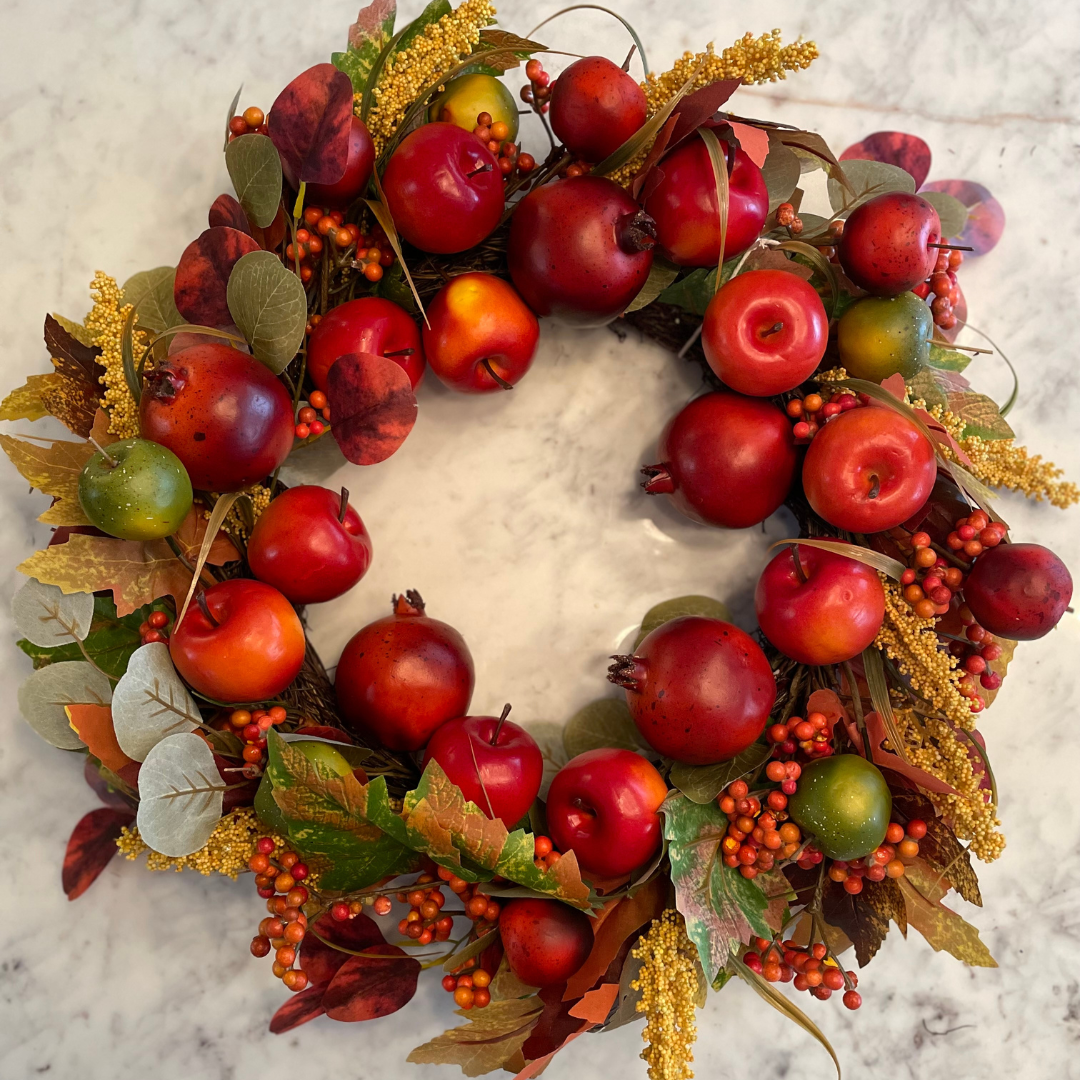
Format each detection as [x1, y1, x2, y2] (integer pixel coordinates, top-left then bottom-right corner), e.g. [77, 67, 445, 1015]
[0, 434, 93, 502]
[0, 373, 62, 423]
[898, 876, 996, 967]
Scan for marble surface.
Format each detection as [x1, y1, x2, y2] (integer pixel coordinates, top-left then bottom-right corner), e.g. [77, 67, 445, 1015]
[2, 1, 1079, 1077]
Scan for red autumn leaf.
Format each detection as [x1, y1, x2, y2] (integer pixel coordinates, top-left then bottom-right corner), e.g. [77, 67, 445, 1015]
[322, 944, 421, 1022]
[328, 352, 418, 465]
[173, 226, 261, 326]
[268, 64, 353, 186]
[840, 131, 931, 189]
[251, 204, 287, 253]
[83, 756, 135, 810]
[62, 807, 135, 900]
[269, 982, 329, 1034]
[920, 180, 1004, 255]
[516, 983, 620, 1079]
[521, 985, 581, 1061]
[729, 121, 770, 168]
[294, 724, 354, 743]
[864, 712, 959, 795]
[208, 193, 252, 234]
[300, 911, 387, 986]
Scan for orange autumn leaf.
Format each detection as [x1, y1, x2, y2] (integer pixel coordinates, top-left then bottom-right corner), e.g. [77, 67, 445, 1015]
[0, 433, 93, 502]
[564, 876, 667, 1000]
[174, 504, 240, 566]
[898, 875, 996, 967]
[66, 703, 134, 773]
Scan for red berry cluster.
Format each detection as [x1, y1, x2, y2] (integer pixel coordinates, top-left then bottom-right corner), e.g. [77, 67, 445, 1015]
[827, 818, 926, 893]
[229, 705, 287, 774]
[943, 506, 1006, 562]
[294, 389, 330, 441]
[786, 389, 863, 442]
[913, 247, 964, 330]
[441, 965, 492, 1010]
[138, 608, 170, 645]
[249, 837, 312, 993]
[953, 608, 1005, 703]
[520, 58, 551, 113]
[900, 531, 966, 619]
[743, 937, 861, 1009]
[471, 112, 535, 178]
[768, 710, 835, 762]
[228, 106, 268, 141]
[813, 218, 845, 262]
[718, 778, 807, 879]
[775, 201, 804, 235]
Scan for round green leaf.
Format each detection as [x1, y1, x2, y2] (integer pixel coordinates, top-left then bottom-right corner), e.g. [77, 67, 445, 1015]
[227, 250, 308, 373]
[635, 595, 731, 649]
[827, 159, 916, 219]
[562, 697, 645, 759]
[919, 190, 968, 241]
[225, 133, 284, 228]
[122, 267, 184, 334]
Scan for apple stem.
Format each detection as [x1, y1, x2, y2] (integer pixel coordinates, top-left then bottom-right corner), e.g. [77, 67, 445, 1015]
[868, 473, 881, 501]
[384, 347, 415, 357]
[930, 337, 994, 355]
[790, 544, 808, 584]
[338, 487, 350, 524]
[482, 358, 514, 390]
[928, 242, 973, 251]
[490, 703, 513, 745]
[196, 591, 219, 628]
[467, 163, 494, 178]
[761, 321, 784, 338]
[88, 435, 119, 469]
[621, 44, 637, 72]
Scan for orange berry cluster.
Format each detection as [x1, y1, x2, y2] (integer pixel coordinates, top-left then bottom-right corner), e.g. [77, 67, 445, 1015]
[717, 778, 809, 879]
[775, 201, 805, 236]
[441, 965, 492, 1010]
[471, 112, 535, 178]
[900, 529, 965, 620]
[913, 247, 964, 330]
[743, 937, 861, 1009]
[228, 105, 268, 141]
[520, 57, 551, 114]
[295, 389, 330, 441]
[786, 388, 864, 442]
[229, 705, 287, 775]
[767, 710, 835, 762]
[249, 837, 312, 993]
[138, 608, 170, 646]
[532, 834, 562, 871]
[391, 871, 458, 946]
[826, 818, 926, 894]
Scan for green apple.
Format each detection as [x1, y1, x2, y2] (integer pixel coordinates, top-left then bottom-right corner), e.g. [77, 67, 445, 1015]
[788, 754, 891, 860]
[429, 73, 519, 141]
[78, 437, 192, 540]
[837, 291, 933, 381]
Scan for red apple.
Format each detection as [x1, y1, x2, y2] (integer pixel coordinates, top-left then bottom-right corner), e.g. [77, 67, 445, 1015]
[334, 591, 474, 751]
[247, 485, 373, 605]
[702, 270, 829, 396]
[963, 543, 1073, 641]
[549, 56, 647, 162]
[755, 543, 886, 665]
[545, 748, 667, 879]
[802, 406, 938, 532]
[381, 123, 504, 254]
[305, 115, 376, 208]
[610, 616, 776, 765]
[422, 707, 543, 828]
[422, 273, 539, 393]
[838, 192, 942, 296]
[644, 136, 769, 266]
[170, 579, 306, 702]
[307, 296, 424, 391]
[498, 898, 593, 988]
[642, 392, 798, 528]
[507, 175, 655, 326]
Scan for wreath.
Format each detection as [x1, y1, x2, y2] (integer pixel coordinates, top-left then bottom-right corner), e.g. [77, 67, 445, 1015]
[6, 2, 1076, 1077]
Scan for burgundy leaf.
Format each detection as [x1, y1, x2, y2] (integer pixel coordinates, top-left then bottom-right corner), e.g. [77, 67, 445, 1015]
[44, 313, 101, 383]
[293, 724, 354, 743]
[322, 944, 421, 1022]
[268, 64, 353, 186]
[215, 754, 260, 812]
[209, 193, 252, 234]
[920, 180, 1004, 255]
[83, 757, 135, 810]
[251, 204, 287, 253]
[328, 351, 417, 465]
[116, 760, 141, 788]
[62, 807, 134, 900]
[521, 984, 584, 1061]
[300, 911, 387, 986]
[269, 982, 329, 1033]
[840, 131, 932, 189]
[173, 226, 261, 326]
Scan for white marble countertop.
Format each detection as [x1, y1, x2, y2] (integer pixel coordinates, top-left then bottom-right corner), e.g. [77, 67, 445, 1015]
[2, 1, 1079, 1077]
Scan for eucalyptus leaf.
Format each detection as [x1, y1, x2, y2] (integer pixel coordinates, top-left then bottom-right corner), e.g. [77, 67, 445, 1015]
[635, 595, 731, 649]
[122, 267, 184, 334]
[926, 342, 971, 373]
[226, 250, 308, 373]
[827, 159, 915, 219]
[920, 190, 968, 241]
[18, 660, 112, 749]
[12, 578, 94, 648]
[563, 698, 645, 759]
[625, 258, 680, 313]
[761, 137, 801, 211]
[669, 742, 772, 805]
[111, 642, 201, 762]
[136, 732, 226, 856]
[225, 133, 284, 228]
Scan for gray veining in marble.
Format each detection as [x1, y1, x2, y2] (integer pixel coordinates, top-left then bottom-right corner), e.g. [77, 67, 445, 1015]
[1, 1, 1078, 1077]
